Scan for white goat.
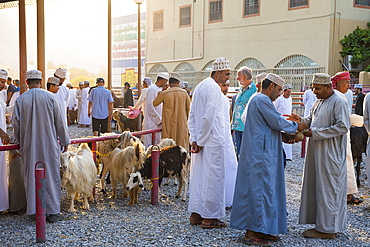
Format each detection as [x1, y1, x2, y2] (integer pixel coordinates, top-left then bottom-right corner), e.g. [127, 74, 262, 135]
[109, 140, 145, 205]
[60, 143, 97, 212]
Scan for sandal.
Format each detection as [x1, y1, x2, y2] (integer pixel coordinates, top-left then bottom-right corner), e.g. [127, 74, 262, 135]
[201, 219, 227, 229]
[347, 196, 363, 205]
[242, 238, 271, 246]
[256, 233, 281, 241]
[189, 213, 203, 225]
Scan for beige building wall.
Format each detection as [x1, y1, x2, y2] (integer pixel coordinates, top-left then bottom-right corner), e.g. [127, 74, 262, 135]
[145, 0, 370, 88]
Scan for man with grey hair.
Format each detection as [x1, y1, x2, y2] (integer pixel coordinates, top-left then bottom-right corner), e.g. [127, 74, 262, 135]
[231, 66, 257, 158]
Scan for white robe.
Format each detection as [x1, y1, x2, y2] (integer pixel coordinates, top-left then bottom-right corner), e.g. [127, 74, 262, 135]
[335, 90, 361, 194]
[363, 94, 370, 189]
[0, 93, 13, 211]
[188, 77, 226, 218]
[133, 87, 149, 117]
[55, 85, 70, 125]
[299, 93, 350, 233]
[345, 89, 353, 113]
[67, 88, 77, 110]
[222, 95, 238, 207]
[303, 89, 317, 117]
[76, 88, 91, 125]
[12, 89, 70, 215]
[143, 84, 162, 148]
[274, 95, 293, 160]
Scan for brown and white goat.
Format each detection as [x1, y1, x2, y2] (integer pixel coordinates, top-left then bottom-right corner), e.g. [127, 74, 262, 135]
[60, 143, 97, 212]
[109, 140, 145, 205]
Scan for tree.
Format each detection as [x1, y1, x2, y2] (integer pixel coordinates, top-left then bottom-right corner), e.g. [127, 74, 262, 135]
[340, 22, 370, 72]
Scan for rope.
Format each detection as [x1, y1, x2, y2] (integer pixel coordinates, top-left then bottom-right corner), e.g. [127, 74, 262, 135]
[144, 177, 159, 190]
[92, 150, 114, 157]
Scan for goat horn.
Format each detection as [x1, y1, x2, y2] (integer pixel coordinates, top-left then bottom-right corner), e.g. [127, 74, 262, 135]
[69, 152, 81, 161]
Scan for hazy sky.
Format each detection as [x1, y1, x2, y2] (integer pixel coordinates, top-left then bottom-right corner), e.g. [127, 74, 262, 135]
[0, 0, 146, 75]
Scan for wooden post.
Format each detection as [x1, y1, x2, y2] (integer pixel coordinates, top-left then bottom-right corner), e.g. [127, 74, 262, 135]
[19, 0, 27, 94]
[137, 4, 142, 98]
[37, 0, 46, 88]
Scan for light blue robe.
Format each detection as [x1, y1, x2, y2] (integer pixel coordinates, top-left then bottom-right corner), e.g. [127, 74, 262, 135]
[230, 93, 298, 234]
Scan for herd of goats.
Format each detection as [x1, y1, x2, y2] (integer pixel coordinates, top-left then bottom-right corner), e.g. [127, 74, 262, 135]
[60, 131, 190, 212]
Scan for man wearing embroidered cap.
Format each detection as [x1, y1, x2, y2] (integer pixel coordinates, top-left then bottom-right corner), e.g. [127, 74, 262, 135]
[54, 68, 70, 125]
[12, 69, 70, 223]
[153, 72, 190, 151]
[274, 83, 293, 161]
[231, 73, 306, 245]
[46, 77, 60, 94]
[129, 77, 152, 118]
[76, 81, 91, 127]
[188, 57, 230, 229]
[0, 69, 12, 213]
[143, 72, 169, 147]
[285, 73, 350, 239]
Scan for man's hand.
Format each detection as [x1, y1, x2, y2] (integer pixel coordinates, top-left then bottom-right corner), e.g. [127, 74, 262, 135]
[283, 113, 301, 122]
[88, 112, 91, 117]
[0, 129, 10, 145]
[61, 145, 68, 153]
[190, 142, 202, 153]
[108, 115, 112, 122]
[303, 129, 312, 137]
[163, 84, 169, 91]
[297, 122, 308, 132]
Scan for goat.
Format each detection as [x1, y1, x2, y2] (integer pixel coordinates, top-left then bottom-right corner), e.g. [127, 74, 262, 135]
[128, 145, 190, 201]
[350, 126, 368, 187]
[109, 140, 145, 205]
[60, 143, 97, 212]
[145, 138, 178, 186]
[112, 110, 142, 132]
[100, 131, 144, 193]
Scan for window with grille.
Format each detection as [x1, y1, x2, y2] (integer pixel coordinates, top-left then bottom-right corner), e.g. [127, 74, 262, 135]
[289, 0, 308, 9]
[244, 0, 259, 16]
[209, 0, 222, 22]
[354, 0, 370, 7]
[180, 6, 191, 27]
[153, 10, 164, 31]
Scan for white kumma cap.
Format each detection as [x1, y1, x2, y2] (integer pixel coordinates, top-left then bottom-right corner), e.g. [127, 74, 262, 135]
[0, 69, 8, 80]
[54, 68, 67, 79]
[265, 73, 285, 87]
[212, 57, 230, 71]
[47, 77, 60, 85]
[26, 70, 42, 80]
[158, 72, 169, 80]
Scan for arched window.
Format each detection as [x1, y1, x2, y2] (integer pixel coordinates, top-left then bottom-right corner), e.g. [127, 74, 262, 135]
[202, 60, 214, 71]
[273, 55, 323, 91]
[149, 63, 168, 73]
[174, 62, 196, 72]
[174, 62, 197, 90]
[275, 55, 318, 68]
[235, 58, 265, 70]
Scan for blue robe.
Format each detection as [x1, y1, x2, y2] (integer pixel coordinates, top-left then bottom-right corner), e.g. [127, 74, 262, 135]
[230, 93, 298, 234]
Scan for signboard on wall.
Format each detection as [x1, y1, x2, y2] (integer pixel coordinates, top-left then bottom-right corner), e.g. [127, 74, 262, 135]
[121, 68, 137, 87]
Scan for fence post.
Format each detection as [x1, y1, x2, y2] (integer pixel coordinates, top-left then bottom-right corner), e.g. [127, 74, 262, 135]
[152, 132, 156, 145]
[301, 136, 306, 158]
[91, 141, 97, 199]
[151, 146, 159, 205]
[35, 161, 46, 243]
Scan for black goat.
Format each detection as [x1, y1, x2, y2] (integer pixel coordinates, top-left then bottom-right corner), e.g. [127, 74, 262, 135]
[350, 126, 368, 187]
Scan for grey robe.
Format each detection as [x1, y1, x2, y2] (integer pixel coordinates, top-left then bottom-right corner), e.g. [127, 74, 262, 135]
[299, 93, 350, 233]
[12, 88, 70, 215]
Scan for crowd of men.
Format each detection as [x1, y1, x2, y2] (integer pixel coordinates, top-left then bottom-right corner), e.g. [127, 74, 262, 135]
[0, 57, 369, 245]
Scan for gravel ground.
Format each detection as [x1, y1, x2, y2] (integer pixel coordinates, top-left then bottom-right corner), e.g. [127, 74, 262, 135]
[0, 124, 369, 246]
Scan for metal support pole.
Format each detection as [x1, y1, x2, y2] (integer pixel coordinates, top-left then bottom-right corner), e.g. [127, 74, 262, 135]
[107, 0, 112, 132]
[137, 4, 142, 97]
[151, 132, 156, 145]
[37, 0, 46, 88]
[19, 0, 27, 95]
[301, 136, 306, 158]
[151, 146, 159, 205]
[35, 161, 46, 243]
